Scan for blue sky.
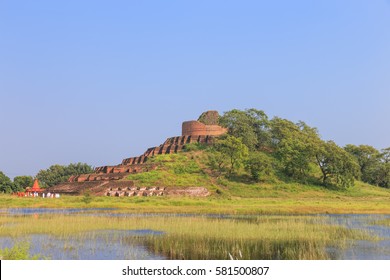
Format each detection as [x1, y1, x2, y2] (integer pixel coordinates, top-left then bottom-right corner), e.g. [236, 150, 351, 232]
[1, 0, 389, 178]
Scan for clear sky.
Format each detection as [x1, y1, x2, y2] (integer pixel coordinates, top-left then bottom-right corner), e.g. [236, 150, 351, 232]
[1, 0, 389, 179]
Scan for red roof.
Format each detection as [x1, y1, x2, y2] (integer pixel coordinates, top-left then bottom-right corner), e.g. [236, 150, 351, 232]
[26, 179, 43, 192]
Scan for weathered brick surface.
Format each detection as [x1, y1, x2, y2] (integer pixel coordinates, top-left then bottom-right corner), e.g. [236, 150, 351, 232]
[197, 110, 220, 125]
[47, 181, 109, 195]
[120, 134, 217, 166]
[182, 121, 227, 136]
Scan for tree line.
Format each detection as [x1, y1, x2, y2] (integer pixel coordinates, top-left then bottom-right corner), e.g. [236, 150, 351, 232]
[207, 109, 389, 189]
[0, 163, 93, 193]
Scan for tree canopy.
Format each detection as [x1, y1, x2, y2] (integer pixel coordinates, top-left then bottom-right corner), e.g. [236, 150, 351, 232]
[270, 118, 321, 179]
[1, 163, 94, 193]
[315, 141, 359, 188]
[208, 135, 249, 176]
[214, 108, 380, 189]
[344, 145, 390, 188]
[36, 163, 93, 188]
[219, 109, 270, 151]
[0, 171, 14, 193]
[245, 151, 273, 182]
[0, 172, 32, 193]
[13, 176, 34, 191]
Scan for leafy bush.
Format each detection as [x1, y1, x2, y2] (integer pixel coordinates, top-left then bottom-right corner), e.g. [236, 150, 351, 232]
[245, 152, 273, 182]
[36, 163, 93, 188]
[183, 143, 207, 152]
[81, 192, 93, 204]
[0, 242, 41, 260]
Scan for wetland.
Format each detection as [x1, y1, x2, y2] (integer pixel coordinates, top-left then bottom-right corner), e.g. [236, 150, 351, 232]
[1, 208, 389, 260]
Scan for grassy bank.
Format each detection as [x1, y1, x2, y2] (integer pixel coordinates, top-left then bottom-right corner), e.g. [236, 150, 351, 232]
[0, 214, 373, 260]
[1, 180, 390, 214]
[372, 219, 390, 227]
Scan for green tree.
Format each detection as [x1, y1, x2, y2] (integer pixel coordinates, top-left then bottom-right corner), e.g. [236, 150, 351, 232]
[245, 151, 273, 182]
[207, 149, 228, 177]
[36, 163, 93, 188]
[381, 147, 390, 164]
[0, 171, 14, 193]
[13, 176, 34, 192]
[270, 118, 320, 179]
[344, 144, 381, 182]
[366, 148, 390, 188]
[315, 141, 359, 188]
[208, 135, 249, 176]
[370, 162, 390, 188]
[219, 109, 270, 151]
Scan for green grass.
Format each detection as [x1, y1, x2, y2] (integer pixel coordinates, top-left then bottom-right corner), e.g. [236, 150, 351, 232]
[126, 153, 212, 187]
[0, 242, 41, 260]
[0, 214, 374, 260]
[1, 180, 390, 214]
[142, 216, 371, 260]
[371, 219, 390, 227]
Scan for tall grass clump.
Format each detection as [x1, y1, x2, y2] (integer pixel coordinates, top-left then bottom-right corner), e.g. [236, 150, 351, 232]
[133, 216, 370, 260]
[371, 219, 390, 227]
[0, 242, 41, 260]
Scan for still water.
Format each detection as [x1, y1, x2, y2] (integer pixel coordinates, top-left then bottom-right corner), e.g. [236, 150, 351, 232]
[0, 230, 165, 260]
[325, 214, 390, 259]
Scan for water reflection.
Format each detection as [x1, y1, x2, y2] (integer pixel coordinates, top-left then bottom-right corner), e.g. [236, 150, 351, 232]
[2, 208, 117, 215]
[323, 214, 390, 260]
[0, 230, 165, 260]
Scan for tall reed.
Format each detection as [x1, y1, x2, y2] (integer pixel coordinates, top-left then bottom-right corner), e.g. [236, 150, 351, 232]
[0, 214, 372, 260]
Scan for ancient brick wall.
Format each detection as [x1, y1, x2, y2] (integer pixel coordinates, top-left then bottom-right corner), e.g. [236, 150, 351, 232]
[205, 124, 228, 136]
[182, 121, 207, 136]
[182, 121, 227, 136]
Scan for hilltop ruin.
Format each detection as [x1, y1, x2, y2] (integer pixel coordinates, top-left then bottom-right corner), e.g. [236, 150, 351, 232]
[47, 111, 226, 197]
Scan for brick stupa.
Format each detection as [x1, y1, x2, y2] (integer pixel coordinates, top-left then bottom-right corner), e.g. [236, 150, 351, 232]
[47, 111, 227, 196]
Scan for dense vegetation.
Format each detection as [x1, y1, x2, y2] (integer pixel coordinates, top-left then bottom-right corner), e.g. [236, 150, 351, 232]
[344, 145, 390, 188]
[209, 108, 389, 189]
[0, 163, 93, 193]
[0, 172, 34, 194]
[0, 242, 41, 260]
[36, 163, 93, 188]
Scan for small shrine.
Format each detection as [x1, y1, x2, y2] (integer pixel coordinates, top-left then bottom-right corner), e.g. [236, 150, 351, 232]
[25, 179, 44, 197]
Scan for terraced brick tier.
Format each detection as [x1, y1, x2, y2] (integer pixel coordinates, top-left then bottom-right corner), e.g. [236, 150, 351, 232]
[48, 180, 210, 197]
[69, 172, 137, 183]
[94, 164, 157, 174]
[121, 135, 215, 165]
[46, 181, 110, 195]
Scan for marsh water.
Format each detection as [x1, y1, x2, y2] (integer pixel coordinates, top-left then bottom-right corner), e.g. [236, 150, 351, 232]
[326, 214, 390, 259]
[1, 208, 390, 260]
